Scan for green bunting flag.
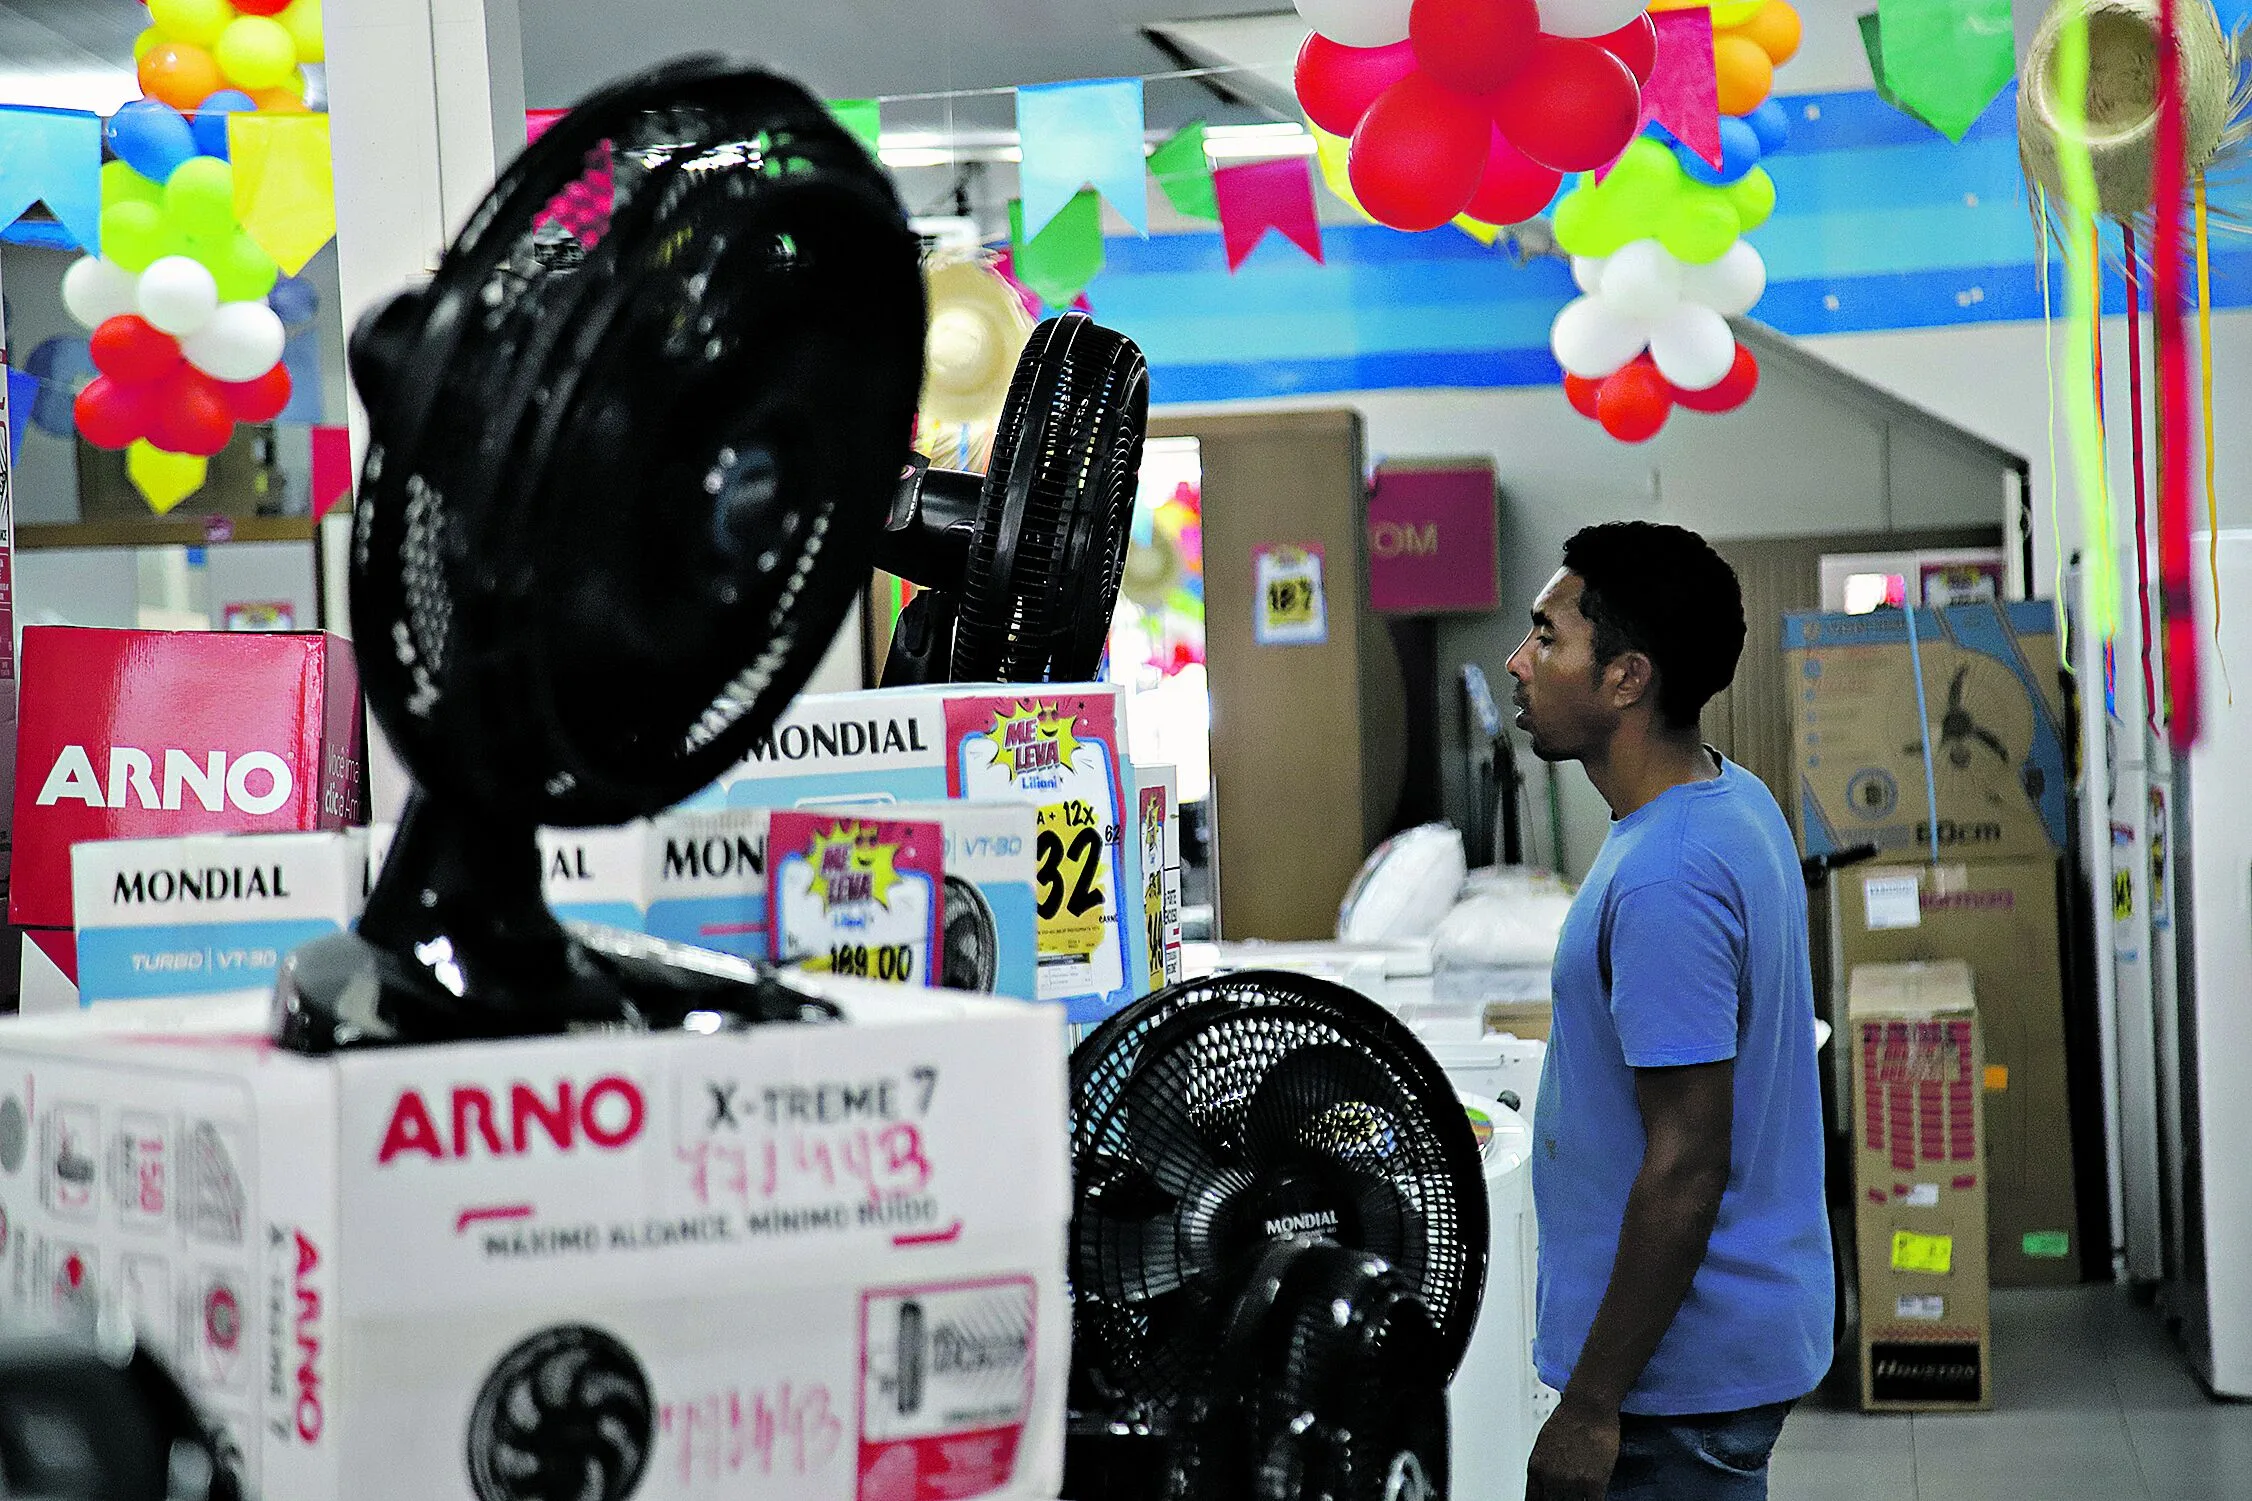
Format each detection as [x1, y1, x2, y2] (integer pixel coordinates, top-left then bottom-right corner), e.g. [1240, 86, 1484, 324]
[830, 99, 883, 158]
[1870, 0, 2016, 142]
[1008, 191, 1105, 307]
[1149, 121, 1220, 221]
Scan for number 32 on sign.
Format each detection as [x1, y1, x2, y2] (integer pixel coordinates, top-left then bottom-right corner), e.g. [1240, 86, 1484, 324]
[1253, 543, 1328, 646]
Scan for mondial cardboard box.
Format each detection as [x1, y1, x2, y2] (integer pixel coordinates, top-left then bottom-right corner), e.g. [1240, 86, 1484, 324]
[1849, 961, 1992, 1412]
[643, 810, 771, 964]
[50, 831, 369, 1015]
[0, 977, 1071, 1501]
[1783, 602, 2068, 861]
[705, 687, 1142, 1023]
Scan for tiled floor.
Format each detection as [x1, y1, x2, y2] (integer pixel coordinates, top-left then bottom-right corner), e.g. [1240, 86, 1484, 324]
[1772, 1285, 2252, 1499]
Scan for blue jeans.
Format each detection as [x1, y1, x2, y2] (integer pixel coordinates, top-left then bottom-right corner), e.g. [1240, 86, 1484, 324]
[1605, 1402, 1793, 1500]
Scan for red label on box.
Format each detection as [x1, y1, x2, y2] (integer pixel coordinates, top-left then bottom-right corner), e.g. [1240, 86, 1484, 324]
[1367, 465, 1499, 616]
[9, 627, 365, 929]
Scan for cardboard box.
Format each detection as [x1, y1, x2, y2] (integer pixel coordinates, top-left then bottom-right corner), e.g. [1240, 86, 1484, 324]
[0, 978, 1070, 1500]
[537, 825, 655, 931]
[706, 686, 1142, 1023]
[643, 810, 771, 965]
[767, 812, 945, 988]
[1784, 602, 2069, 860]
[50, 831, 368, 1015]
[806, 802, 1038, 1003]
[1830, 860, 2078, 1287]
[9, 627, 366, 933]
[1850, 961, 1992, 1412]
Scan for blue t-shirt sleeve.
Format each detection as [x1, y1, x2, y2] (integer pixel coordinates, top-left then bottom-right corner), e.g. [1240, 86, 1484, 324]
[1607, 876, 1745, 1068]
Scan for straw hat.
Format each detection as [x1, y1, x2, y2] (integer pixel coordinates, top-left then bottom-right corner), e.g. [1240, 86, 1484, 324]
[918, 254, 1034, 428]
[2019, 0, 2240, 220]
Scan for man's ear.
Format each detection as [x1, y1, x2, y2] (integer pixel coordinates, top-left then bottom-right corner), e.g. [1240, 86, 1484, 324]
[1606, 651, 1656, 713]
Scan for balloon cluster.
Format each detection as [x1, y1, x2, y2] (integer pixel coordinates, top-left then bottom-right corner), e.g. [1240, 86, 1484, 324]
[1548, 0, 1796, 443]
[63, 0, 319, 507]
[1292, 0, 1658, 233]
[137, 0, 321, 115]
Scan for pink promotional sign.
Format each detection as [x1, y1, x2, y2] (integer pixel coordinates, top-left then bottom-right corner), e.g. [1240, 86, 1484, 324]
[1366, 463, 1499, 616]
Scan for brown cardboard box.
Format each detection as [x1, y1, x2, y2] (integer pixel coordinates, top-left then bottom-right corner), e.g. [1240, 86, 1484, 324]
[1830, 859, 2079, 1288]
[1850, 961, 1992, 1412]
[1784, 602, 2070, 862]
[1482, 1000, 1553, 1041]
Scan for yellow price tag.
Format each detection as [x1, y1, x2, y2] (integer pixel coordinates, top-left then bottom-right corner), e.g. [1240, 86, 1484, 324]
[1265, 576, 1317, 628]
[1035, 801, 1107, 958]
[1891, 1230, 1954, 1276]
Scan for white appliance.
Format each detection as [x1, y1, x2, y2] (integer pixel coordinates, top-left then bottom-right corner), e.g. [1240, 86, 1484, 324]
[2165, 530, 2252, 1396]
[1449, 1092, 1549, 1501]
[1202, 937, 1435, 1011]
[1423, 1033, 1548, 1121]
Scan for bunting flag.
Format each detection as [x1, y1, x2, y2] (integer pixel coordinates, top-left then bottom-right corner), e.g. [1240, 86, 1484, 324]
[1874, 0, 2017, 142]
[230, 112, 336, 274]
[830, 99, 883, 157]
[1645, 8, 1723, 169]
[1016, 78, 1149, 239]
[1008, 192, 1106, 308]
[0, 106, 102, 252]
[311, 425, 354, 522]
[1214, 158, 1323, 273]
[5, 368, 31, 466]
[1857, 11, 1938, 131]
[1149, 122, 1219, 220]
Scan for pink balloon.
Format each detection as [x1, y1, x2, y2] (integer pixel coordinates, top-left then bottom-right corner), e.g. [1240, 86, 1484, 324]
[1463, 127, 1562, 225]
[1349, 73, 1493, 232]
[1295, 34, 1421, 138]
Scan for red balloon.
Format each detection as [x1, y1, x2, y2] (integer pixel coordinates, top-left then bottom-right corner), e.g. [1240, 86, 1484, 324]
[1350, 74, 1493, 232]
[149, 368, 237, 459]
[1563, 372, 1603, 420]
[1410, 0, 1541, 97]
[223, 364, 293, 423]
[1491, 36, 1642, 173]
[231, 0, 293, 11]
[1295, 34, 1420, 138]
[90, 315, 183, 385]
[1596, 361, 1672, 442]
[74, 377, 152, 451]
[1464, 127, 1562, 224]
[1592, 13, 1658, 86]
[1673, 346, 1760, 412]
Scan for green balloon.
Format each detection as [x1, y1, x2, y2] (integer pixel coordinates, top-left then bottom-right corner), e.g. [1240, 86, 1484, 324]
[1610, 138, 1679, 192]
[210, 231, 279, 303]
[102, 201, 174, 274]
[165, 157, 239, 243]
[101, 160, 164, 214]
[1552, 187, 1602, 259]
[1664, 200, 1742, 265]
[1729, 169, 1777, 235]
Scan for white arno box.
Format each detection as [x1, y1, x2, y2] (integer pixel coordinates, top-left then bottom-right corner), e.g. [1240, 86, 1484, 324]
[0, 977, 1070, 1501]
[35, 831, 369, 1016]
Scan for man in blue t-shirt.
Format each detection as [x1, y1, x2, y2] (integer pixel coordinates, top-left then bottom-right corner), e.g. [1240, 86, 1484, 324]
[1505, 522, 1832, 1500]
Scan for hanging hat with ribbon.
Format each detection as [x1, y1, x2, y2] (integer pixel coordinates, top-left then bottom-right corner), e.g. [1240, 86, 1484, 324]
[917, 252, 1035, 428]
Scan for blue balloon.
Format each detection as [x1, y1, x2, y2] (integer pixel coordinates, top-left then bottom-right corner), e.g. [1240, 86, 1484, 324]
[269, 274, 320, 328]
[1680, 116, 1762, 186]
[104, 100, 197, 185]
[1746, 99, 1791, 157]
[190, 90, 256, 161]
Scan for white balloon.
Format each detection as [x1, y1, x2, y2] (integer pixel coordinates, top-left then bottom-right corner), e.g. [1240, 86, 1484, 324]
[61, 257, 141, 330]
[1598, 240, 1684, 323]
[136, 256, 220, 337]
[1571, 255, 1605, 294]
[183, 301, 287, 383]
[1680, 240, 1767, 317]
[1534, 0, 1655, 39]
[1551, 295, 1649, 380]
[1649, 304, 1737, 391]
[1294, 0, 1414, 48]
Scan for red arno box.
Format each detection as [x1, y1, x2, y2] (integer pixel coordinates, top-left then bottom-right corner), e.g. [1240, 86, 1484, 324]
[9, 627, 366, 934]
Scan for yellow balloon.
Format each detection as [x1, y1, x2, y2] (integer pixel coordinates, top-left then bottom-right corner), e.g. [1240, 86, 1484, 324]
[279, 0, 324, 65]
[134, 26, 163, 63]
[1650, 0, 1763, 18]
[148, 0, 235, 49]
[1309, 122, 1377, 226]
[215, 16, 300, 92]
[127, 441, 210, 515]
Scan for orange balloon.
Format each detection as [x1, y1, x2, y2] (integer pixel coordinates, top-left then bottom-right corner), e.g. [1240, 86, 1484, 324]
[248, 85, 306, 112]
[1730, 0, 1802, 66]
[137, 41, 223, 113]
[1713, 33, 1775, 116]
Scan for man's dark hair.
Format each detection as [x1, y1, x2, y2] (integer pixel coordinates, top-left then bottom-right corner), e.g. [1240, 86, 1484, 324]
[1560, 522, 1746, 731]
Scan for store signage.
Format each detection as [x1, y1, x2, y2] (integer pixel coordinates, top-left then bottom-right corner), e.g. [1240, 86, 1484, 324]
[1367, 463, 1499, 616]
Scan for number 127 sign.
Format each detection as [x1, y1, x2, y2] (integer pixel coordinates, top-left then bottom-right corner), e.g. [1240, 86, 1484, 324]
[1253, 543, 1328, 647]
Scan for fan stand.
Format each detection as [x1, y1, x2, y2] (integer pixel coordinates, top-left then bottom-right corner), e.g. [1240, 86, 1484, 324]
[876, 453, 986, 686]
[276, 789, 821, 1052]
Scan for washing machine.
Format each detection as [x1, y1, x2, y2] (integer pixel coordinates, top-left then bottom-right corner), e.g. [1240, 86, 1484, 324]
[1451, 1092, 1549, 1501]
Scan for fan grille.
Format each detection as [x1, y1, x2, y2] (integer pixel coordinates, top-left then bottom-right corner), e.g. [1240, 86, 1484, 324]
[1068, 973, 1486, 1428]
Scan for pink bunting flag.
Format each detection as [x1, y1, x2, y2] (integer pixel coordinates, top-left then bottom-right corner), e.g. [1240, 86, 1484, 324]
[1213, 158, 1323, 273]
[1644, 7, 1722, 169]
[310, 425, 353, 523]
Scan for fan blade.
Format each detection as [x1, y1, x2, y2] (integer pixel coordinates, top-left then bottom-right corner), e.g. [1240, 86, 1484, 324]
[1239, 1043, 1413, 1175]
[1115, 1034, 1233, 1198]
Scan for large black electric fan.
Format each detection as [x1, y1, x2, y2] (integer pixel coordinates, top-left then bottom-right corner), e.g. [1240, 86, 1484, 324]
[1066, 972, 1486, 1501]
[875, 310, 1149, 685]
[275, 57, 926, 1051]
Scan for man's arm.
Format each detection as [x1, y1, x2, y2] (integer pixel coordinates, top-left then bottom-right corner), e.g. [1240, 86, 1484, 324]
[1525, 1059, 1736, 1501]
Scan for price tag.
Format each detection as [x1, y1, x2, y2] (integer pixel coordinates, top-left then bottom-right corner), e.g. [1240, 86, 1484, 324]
[1035, 801, 1107, 958]
[1891, 1230, 1954, 1276]
[1253, 544, 1328, 646]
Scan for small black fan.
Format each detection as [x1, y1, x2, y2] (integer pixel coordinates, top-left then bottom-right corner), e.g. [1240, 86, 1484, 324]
[1065, 971, 1485, 1501]
[875, 310, 1149, 685]
[275, 57, 926, 1051]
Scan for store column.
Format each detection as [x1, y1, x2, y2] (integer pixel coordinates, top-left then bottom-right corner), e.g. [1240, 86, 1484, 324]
[325, 0, 526, 819]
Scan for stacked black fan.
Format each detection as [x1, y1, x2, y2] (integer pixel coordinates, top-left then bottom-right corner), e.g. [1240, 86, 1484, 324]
[1066, 972, 1486, 1501]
